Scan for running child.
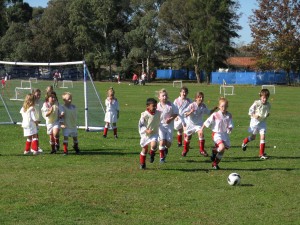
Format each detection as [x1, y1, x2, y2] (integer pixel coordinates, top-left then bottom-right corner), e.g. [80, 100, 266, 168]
[41, 91, 61, 154]
[241, 89, 271, 159]
[138, 98, 161, 169]
[156, 88, 178, 162]
[103, 87, 120, 138]
[182, 92, 217, 157]
[173, 86, 192, 147]
[200, 97, 233, 170]
[20, 94, 40, 155]
[60, 92, 80, 155]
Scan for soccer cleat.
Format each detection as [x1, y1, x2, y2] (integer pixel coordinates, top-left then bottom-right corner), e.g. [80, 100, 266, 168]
[200, 150, 208, 157]
[181, 151, 187, 157]
[50, 150, 57, 154]
[103, 135, 107, 138]
[212, 164, 220, 170]
[160, 158, 166, 163]
[177, 143, 182, 147]
[242, 143, 247, 151]
[31, 150, 39, 155]
[63, 151, 68, 156]
[55, 145, 60, 152]
[38, 147, 43, 153]
[259, 155, 269, 160]
[24, 150, 30, 155]
[73, 145, 80, 154]
[149, 154, 155, 163]
[114, 135, 118, 139]
[140, 164, 146, 170]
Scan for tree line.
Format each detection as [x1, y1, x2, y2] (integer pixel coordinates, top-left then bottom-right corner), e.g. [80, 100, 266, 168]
[1, 0, 299, 83]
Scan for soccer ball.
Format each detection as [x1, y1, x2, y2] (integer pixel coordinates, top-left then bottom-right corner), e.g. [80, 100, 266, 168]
[227, 173, 241, 186]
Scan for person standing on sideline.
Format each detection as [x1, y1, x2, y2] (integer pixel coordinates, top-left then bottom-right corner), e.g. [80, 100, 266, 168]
[103, 87, 119, 138]
[182, 92, 217, 157]
[173, 86, 192, 147]
[41, 91, 61, 154]
[200, 97, 233, 170]
[132, 73, 138, 85]
[156, 89, 178, 163]
[60, 92, 80, 155]
[241, 89, 271, 159]
[20, 94, 40, 155]
[53, 71, 60, 88]
[138, 98, 161, 169]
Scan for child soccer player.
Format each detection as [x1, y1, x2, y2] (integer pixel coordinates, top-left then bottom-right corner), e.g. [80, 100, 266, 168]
[200, 97, 233, 169]
[41, 91, 61, 154]
[138, 98, 161, 169]
[241, 89, 271, 159]
[157, 89, 178, 162]
[60, 92, 80, 155]
[20, 94, 40, 155]
[182, 92, 217, 157]
[173, 86, 192, 147]
[103, 87, 120, 138]
[32, 88, 43, 153]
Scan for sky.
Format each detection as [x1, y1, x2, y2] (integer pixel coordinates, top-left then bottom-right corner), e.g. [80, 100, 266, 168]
[25, 0, 257, 44]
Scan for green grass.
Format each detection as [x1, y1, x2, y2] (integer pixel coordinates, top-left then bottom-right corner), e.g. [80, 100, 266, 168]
[0, 81, 299, 225]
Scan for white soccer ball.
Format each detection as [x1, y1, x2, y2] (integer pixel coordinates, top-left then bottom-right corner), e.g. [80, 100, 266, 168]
[227, 173, 241, 186]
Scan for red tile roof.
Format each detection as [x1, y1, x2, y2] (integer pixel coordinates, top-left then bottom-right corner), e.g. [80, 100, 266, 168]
[226, 57, 257, 69]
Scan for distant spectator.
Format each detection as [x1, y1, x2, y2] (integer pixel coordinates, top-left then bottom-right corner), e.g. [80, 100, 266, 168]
[140, 72, 146, 85]
[1, 77, 5, 88]
[132, 73, 138, 85]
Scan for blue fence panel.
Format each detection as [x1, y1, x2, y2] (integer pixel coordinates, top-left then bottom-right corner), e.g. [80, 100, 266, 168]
[236, 72, 257, 85]
[211, 72, 236, 84]
[156, 69, 173, 79]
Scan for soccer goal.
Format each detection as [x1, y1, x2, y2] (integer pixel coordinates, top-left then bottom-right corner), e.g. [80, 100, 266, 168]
[0, 60, 105, 130]
[173, 80, 183, 88]
[262, 85, 275, 94]
[60, 80, 73, 88]
[220, 85, 235, 96]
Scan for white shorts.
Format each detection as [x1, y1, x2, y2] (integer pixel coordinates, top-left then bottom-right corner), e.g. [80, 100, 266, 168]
[185, 123, 202, 136]
[174, 117, 187, 130]
[23, 126, 38, 137]
[158, 125, 174, 143]
[63, 128, 78, 137]
[140, 134, 158, 147]
[248, 121, 267, 135]
[212, 132, 231, 148]
[46, 121, 60, 135]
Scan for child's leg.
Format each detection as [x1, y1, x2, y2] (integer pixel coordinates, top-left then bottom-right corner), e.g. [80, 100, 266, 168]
[112, 123, 118, 138]
[242, 134, 256, 151]
[149, 142, 157, 163]
[24, 137, 32, 154]
[49, 133, 56, 153]
[53, 128, 60, 151]
[31, 134, 39, 154]
[63, 136, 69, 155]
[103, 123, 109, 137]
[159, 140, 166, 163]
[212, 142, 226, 169]
[140, 145, 148, 169]
[259, 134, 268, 159]
[182, 135, 191, 156]
[177, 128, 183, 147]
[73, 137, 80, 153]
[198, 131, 208, 157]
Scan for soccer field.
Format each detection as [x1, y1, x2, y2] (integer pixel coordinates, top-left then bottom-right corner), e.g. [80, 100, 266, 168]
[0, 81, 299, 224]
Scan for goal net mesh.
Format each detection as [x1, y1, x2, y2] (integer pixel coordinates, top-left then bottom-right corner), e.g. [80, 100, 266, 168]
[0, 61, 105, 131]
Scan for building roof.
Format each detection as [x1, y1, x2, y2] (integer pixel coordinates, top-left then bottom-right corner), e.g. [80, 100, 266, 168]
[226, 57, 257, 69]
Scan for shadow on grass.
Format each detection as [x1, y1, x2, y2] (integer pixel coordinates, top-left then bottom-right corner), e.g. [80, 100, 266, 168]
[163, 167, 299, 172]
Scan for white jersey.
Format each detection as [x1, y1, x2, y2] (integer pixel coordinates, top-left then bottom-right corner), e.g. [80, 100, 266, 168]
[41, 102, 60, 125]
[157, 101, 178, 128]
[61, 104, 77, 129]
[204, 110, 233, 133]
[173, 97, 192, 119]
[249, 100, 271, 122]
[138, 110, 161, 137]
[20, 106, 38, 136]
[104, 98, 119, 123]
[186, 102, 210, 126]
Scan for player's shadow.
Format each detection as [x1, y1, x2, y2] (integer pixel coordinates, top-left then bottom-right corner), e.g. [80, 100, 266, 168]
[79, 148, 137, 155]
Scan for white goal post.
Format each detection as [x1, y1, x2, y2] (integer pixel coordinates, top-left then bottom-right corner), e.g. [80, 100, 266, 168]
[173, 80, 183, 88]
[262, 85, 275, 94]
[220, 85, 235, 96]
[29, 77, 38, 83]
[0, 60, 105, 131]
[60, 80, 73, 88]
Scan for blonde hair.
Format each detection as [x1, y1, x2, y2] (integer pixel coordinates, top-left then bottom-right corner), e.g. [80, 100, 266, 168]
[62, 92, 72, 101]
[156, 88, 168, 98]
[23, 94, 35, 112]
[219, 97, 228, 106]
[107, 87, 115, 97]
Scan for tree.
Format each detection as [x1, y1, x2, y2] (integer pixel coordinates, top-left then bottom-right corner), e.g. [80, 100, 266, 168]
[159, 0, 240, 83]
[250, 0, 300, 84]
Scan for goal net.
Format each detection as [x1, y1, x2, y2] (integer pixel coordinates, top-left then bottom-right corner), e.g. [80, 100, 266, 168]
[262, 85, 275, 94]
[0, 60, 105, 131]
[219, 85, 235, 97]
[173, 80, 183, 88]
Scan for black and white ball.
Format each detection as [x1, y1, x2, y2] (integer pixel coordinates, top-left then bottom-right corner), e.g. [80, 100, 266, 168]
[227, 173, 241, 186]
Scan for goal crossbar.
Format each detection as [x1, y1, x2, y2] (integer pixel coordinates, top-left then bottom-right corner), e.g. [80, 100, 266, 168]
[262, 85, 275, 94]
